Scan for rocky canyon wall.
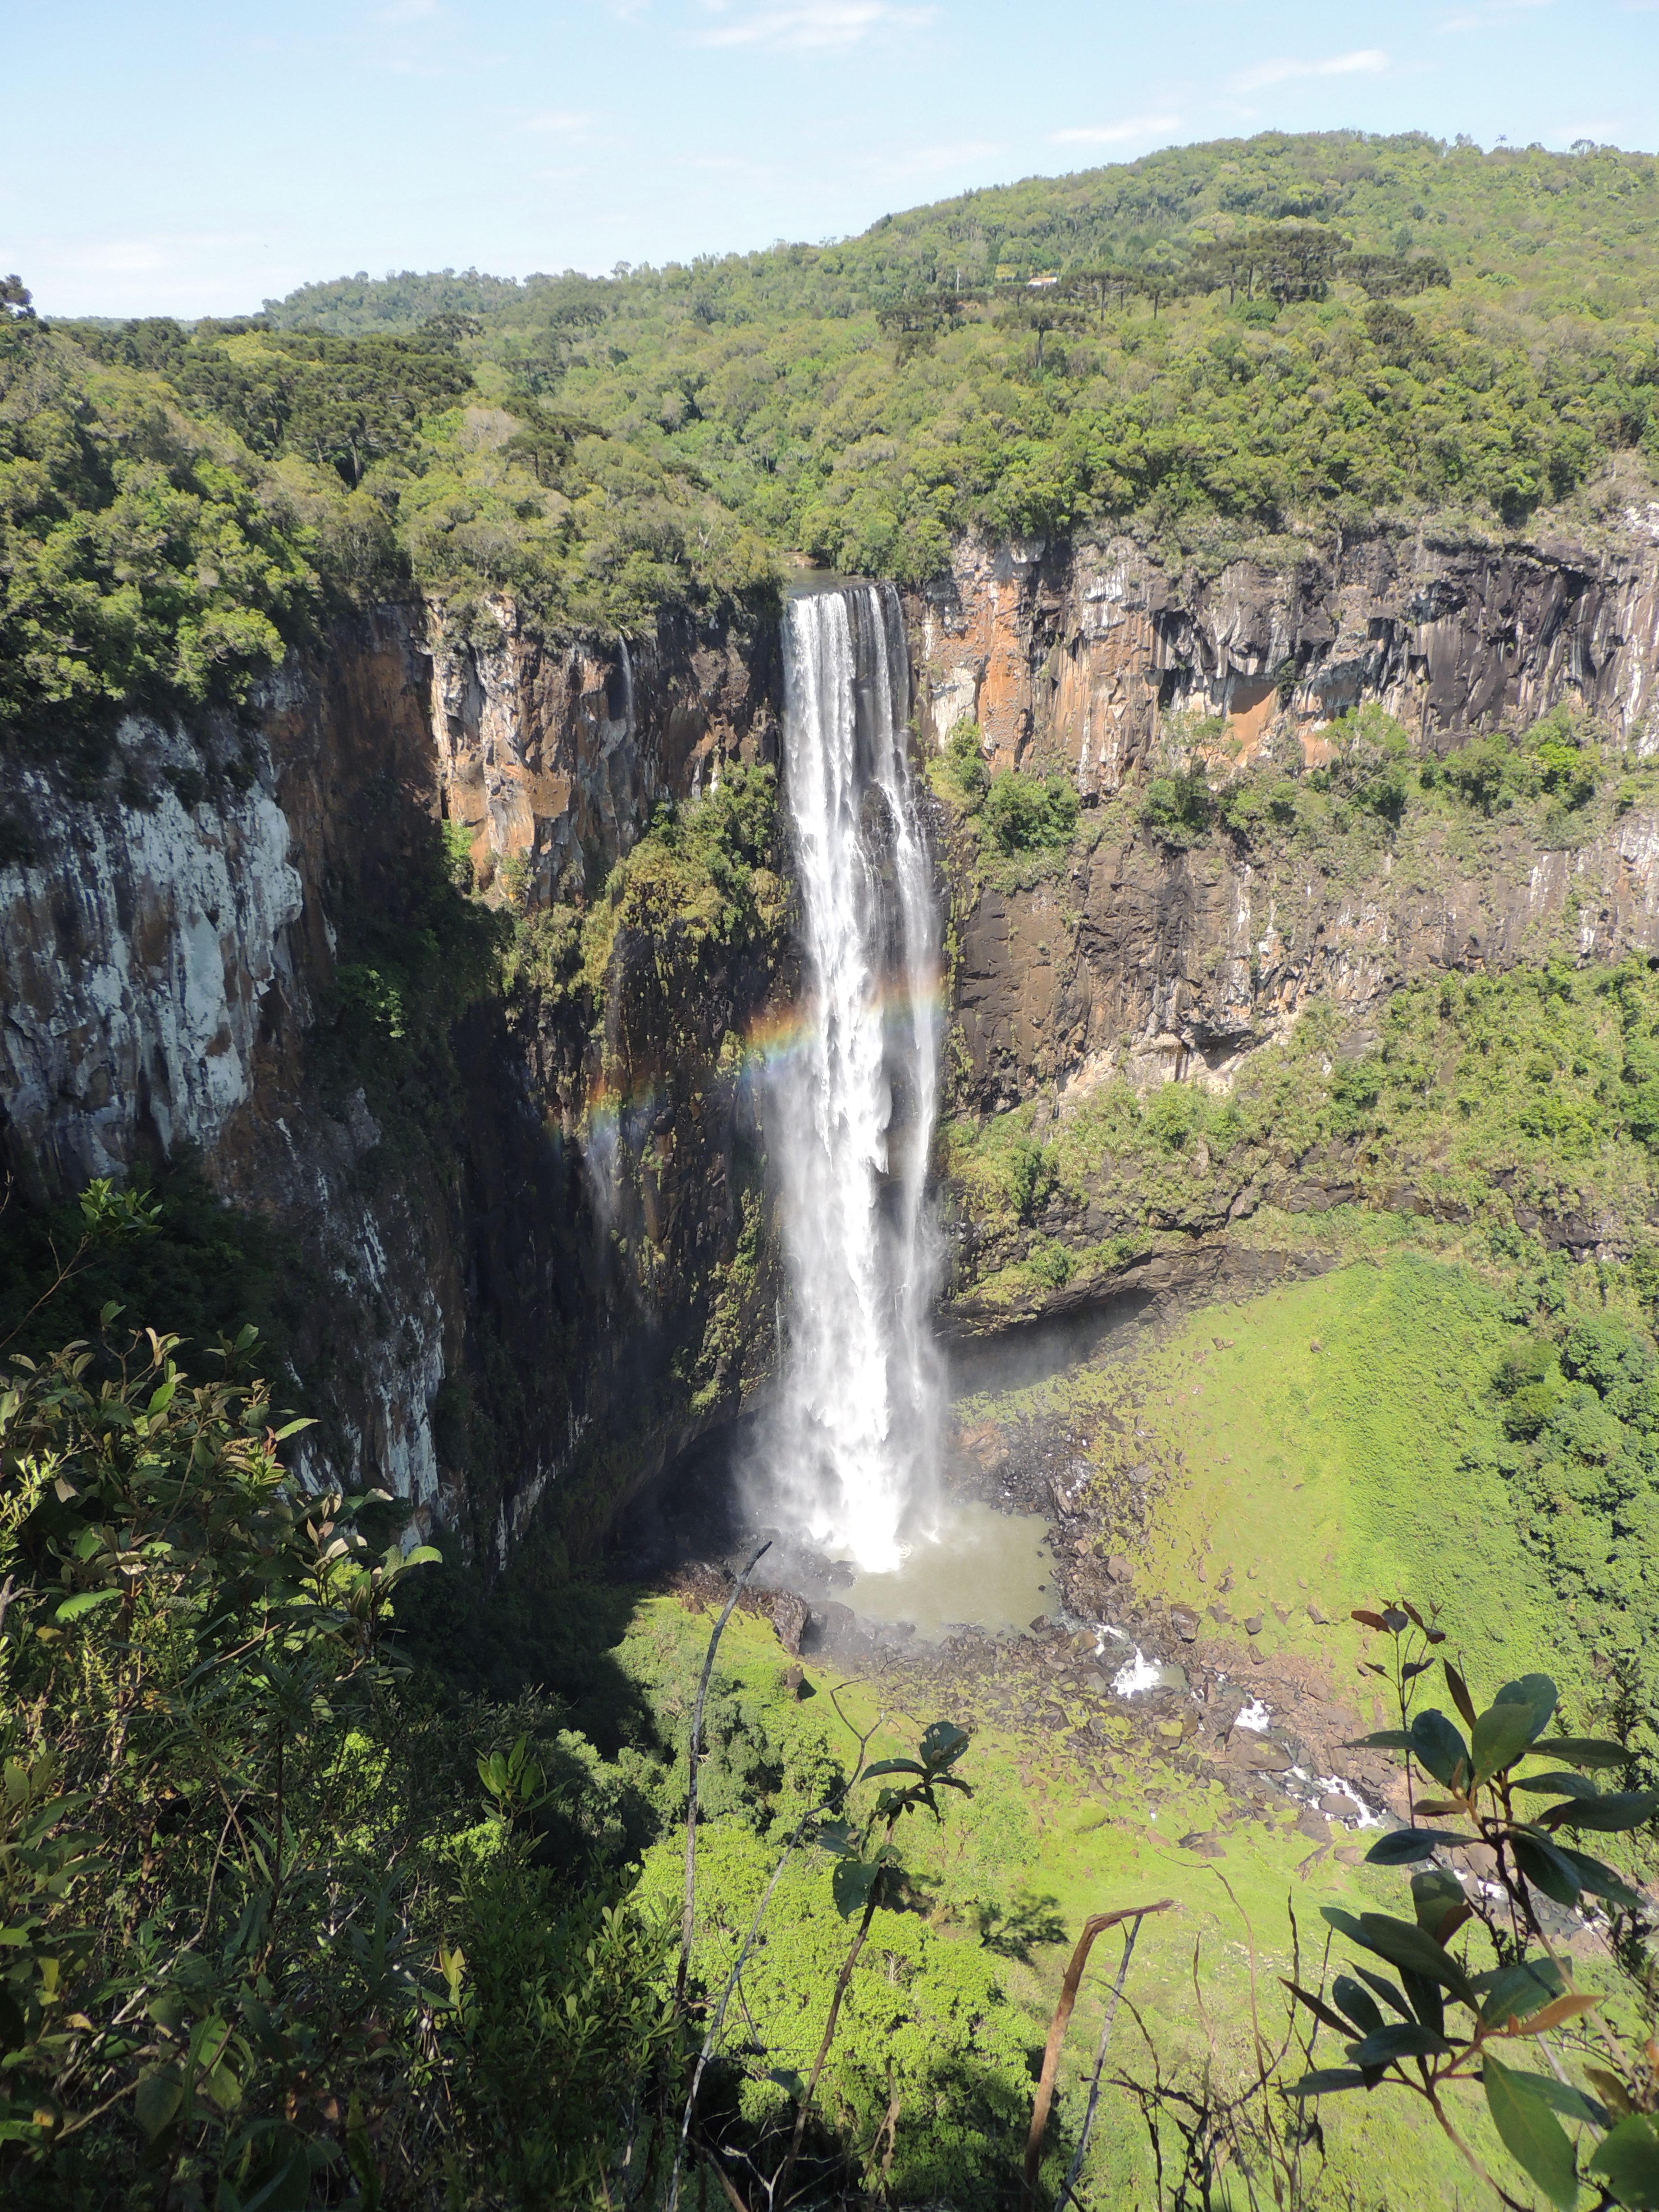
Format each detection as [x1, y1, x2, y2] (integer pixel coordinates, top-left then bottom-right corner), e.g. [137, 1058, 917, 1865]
[0, 597, 782, 1560]
[11, 515, 1659, 1555]
[914, 520, 1659, 1112]
[916, 520, 1659, 794]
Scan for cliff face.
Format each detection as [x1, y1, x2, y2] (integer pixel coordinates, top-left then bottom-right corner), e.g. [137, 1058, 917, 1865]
[913, 522, 1659, 1327]
[951, 799, 1659, 1112]
[11, 517, 1659, 1555]
[428, 597, 779, 903]
[0, 598, 782, 1558]
[913, 525, 1659, 1112]
[916, 524, 1659, 794]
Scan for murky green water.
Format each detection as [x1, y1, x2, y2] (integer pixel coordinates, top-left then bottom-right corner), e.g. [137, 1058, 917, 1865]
[836, 1501, 1055, 1641]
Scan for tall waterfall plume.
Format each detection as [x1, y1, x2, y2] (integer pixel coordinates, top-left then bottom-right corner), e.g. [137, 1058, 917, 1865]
[766, 580, 943, 1572]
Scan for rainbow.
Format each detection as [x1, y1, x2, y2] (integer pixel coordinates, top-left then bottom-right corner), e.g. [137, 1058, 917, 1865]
[578, 974, 950, 1142]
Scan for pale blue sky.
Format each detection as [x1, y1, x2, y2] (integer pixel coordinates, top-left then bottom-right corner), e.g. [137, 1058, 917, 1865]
[8, 0, 1656, 317]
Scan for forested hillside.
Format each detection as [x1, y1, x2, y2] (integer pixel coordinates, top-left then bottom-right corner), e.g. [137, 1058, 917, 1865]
[8, 132, 1659, 739]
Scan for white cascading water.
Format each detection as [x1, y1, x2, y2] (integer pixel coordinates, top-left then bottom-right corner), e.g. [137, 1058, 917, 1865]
[767, 581, 942, 1572]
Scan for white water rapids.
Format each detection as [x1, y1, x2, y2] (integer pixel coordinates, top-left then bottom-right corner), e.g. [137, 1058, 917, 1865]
[764, 580, 943, 1572]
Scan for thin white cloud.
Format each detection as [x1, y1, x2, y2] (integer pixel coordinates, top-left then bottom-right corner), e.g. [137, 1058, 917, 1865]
[692, 1, 937, 54]
[1050, 115, 1180, 147]
[524, 109, 597, 134]
[372, 0, 440, 21]
[1233, 48, 1389, 93]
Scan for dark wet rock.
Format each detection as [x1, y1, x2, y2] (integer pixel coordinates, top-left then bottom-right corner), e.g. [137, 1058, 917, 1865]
[1319, 1793, 1354, 1819]
[768, 1589, 809, 1655]
[1170, 1607, 1200, 1642]
[1239, 1738, 1293, 1774]
[1244, 1614, 1263, 1635]
[1106, 1554, 1134, 1584]
[1307, 1603, 1330, 1626]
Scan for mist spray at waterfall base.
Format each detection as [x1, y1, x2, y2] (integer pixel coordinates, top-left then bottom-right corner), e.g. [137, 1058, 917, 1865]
[731, 578, 1058, 1637]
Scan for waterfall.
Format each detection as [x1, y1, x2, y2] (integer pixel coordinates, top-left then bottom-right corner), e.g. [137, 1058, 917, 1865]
[765, 580, 942, 1573]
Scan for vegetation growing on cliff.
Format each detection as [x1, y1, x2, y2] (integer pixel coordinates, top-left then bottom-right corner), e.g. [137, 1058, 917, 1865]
[943, 952, 1659, 1315]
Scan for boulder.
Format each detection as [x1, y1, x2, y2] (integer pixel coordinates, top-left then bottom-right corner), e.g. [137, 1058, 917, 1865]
[769, 1590, 809, 1656]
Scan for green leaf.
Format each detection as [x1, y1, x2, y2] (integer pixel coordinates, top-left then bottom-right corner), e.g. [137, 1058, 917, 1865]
[1410, 1866, 1468, 1937]
[1331, 1975, 1385, 2037]
[1285, 1980, 1354, 2036]
[54, 1589, 120, 1624]
[1511, 1831, 1583, 1906]
[1401, 1967, 1446, 2038]
[1286, 2068, 1369, 2096]
[1351, 1965, 1414, 2020]
[1519, 2078, 1611, 2130]
[1590, 2114, 1659, 2209]
[1541, 1790, 1659, 1833]
[1493, 1675, 1559, 1733]
[1365, 1827, 1465, 1866]
[347, 2102, 384, 2212]
[239, 2140, 313, 2212]
[1484, 2054, 1580, 2211]
[1514, 1772, 1600, 1800]
[1553, 1842, 1642, 1910]
[831, 1858, 881, 1920]
[1473, 1699, 1551, 1783]
[1322, 1909, 1477, 2008]
[134, 2065, 183, 2140]
[1479, 1959, 1566, 2027]
[1344, 1730, 1415, 1752]
[1346, 2021, 1455, 2065]
[860, 1759, 926, 1780]
[205, 2061, 242, 2111]
[918, 1721, 970, 1769]
[1529, 1736, 1627, 1768]
[1409, 1709, 1470, 1789]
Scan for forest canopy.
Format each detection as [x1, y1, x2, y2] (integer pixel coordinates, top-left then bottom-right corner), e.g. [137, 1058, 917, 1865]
[7, 132, 1659, 740]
